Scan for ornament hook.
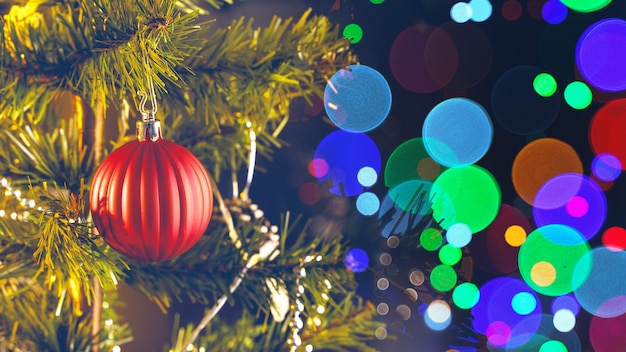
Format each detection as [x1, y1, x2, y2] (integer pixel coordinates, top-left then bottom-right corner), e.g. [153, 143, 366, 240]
[138, 46, 159, 121]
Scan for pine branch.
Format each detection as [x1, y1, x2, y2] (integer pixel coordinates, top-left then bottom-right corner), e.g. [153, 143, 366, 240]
[0, 114, 93, 191]
[33, 182, 126, 304]
[0, 0, 209, 121]
[0, 278, 132, 352]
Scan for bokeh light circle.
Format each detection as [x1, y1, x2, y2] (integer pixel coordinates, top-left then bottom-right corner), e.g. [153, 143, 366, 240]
[533, 173, 606, 241]
[505, 225, 527, 247]
[357, 166, 378, 187]
[389, 24, 459, 93]
[602, 226, 626, 251]
[591, 153, 621, 182]
[518, 224, 591, 296]
[551, 294, 580, 316]
[561, 0, 611, 13]
[439, 244, 462, 266]
[299, 182, 321, 205]
[343, 23, 363, 44]
[425, 300, 452, 330]
[491, 65, 561, 135]
[511, 291, 538, 315]
[542, 0, 568, 25]
[564, 81, 592, 110]
[421, 228, 443, 251]
[533, 72, 558, 97]
[469, 0, 493, 22]
[502, 0, 523, 21]
[345, 248, 369, 272]
[573, 247, 626, 318]
[430, 264, 457, 292]
[309, 158, 328, 178]
[356, 192, 380, 216]
[553, 309, 576, 332]
[453, 282, 480, 309]
[512, 138, 583, 205]
[576, 18, 626, 92]
[451, 2, 473, 23]
[590, 99, 626, 170]
[324, 65, 391, 132]
[313, 130, 381, 197]
[385, 138, 445, 190]
[422, 97, 493, 167]
[430, 165, 501, 233]
[446, 222, 472, 248]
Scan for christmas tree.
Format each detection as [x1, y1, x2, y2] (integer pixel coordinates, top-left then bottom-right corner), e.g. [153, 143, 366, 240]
[0, 0, 384, 350]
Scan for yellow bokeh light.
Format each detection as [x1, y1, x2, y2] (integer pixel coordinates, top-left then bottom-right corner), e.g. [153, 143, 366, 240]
[530, 261, 556, 287]
[505, 225, 527, 247]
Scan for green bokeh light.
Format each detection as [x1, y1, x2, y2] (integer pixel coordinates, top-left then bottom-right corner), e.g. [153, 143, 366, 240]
[420, 228, 443, 251]
[534, 73, 558, 97]
[560, 0, 611, 13]
[343, 23, 363, 44]
[430, 165, 501, 233]
[430, 265, 457, 292]
[385, 138, 445, 190]
[439, 244, 462, 265]
[564, 81, 593, 110]
[452, 282, 480, 309]
[539, 340, 568, 352]
[369, 0, 385, 4]
[518, 224, 592, 296]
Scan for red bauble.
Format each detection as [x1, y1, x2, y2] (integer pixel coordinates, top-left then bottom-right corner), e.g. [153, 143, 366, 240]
[90, 121, 213, 262]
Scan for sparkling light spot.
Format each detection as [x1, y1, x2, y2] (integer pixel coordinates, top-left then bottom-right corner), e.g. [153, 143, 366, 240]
[505, 224, 527, 247]
[564, 81, 592, 110]
[324, 65, 391, 133]
[531, 261, 557, 287]
[357, 166, 378, 187]
[553, 308, 576, 332]
[343, 23, 363, 44]
[603, 226, 626, 252]
[469, 0, 493, 22]
[439, 244, 462, 266]
[565, 196, 588, 218]
[452, 282, 480, 309]
[486, 321, 511, 346]
[427, 300, 451, 323]
[345, 248, 369, 273]
[420, 228, 443, 251]
[511, 291, 537, 315]
[592, 153, 621, 182]
[430, 265, 457, 292]
[451, 2, 473, 23]
[446, 222, 473, 248]
[534, 72, 558, 97]
[356, 192, 380, 216]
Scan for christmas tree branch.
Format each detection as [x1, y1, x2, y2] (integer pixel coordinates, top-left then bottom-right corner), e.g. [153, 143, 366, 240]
[33, 181, 126, 304]
[0, 0, 209, 121]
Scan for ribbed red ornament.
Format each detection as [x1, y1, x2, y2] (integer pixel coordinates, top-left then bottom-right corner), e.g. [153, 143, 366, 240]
[90, 121, 213, 262]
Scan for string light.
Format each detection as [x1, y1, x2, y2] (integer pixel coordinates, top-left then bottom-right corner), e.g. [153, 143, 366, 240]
[288, 253, 333, 352]
[0, 177, 38, 223]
